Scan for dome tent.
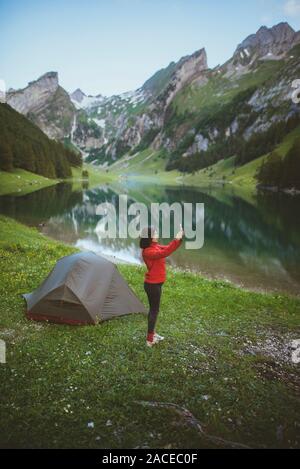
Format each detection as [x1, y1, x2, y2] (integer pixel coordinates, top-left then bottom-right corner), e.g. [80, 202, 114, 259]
[22, 251, 147, 325]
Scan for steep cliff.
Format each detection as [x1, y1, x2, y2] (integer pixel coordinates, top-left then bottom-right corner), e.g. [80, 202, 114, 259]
[7, 72, 76, 140]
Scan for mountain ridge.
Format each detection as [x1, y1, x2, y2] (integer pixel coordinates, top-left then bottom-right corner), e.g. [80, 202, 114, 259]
[7, 71, 76, 140]
[4, 21, 300, 178]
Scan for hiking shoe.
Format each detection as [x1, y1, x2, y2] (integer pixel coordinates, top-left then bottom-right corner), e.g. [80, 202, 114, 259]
[146, 336, 160, 348]
[154, 333, 165, 342]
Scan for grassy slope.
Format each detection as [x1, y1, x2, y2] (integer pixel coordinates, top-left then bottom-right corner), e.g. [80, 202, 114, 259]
[110, 149, 181, 184]
[106, 124, 300, 193]
[68, 163, 117, 190]
[183, 126, 300, 190]
[147, 58, 298, 189]
[181, 155, 263, 192]
[0, 215, 299, 449]
[0, 163, 117, 196]
[0, 168, 59, 196]
[2, 121, 298, 197]
[173, 60, 284, 116]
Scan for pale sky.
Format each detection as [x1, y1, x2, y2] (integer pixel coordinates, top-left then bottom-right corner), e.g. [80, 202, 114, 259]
[0, 0, 300, 96]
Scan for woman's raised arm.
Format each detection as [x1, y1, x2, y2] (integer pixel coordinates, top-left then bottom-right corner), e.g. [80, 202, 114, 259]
[143, 238, 182, 260]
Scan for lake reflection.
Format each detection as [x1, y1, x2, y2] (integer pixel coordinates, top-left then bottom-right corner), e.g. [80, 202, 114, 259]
[0, 181, 300, 296]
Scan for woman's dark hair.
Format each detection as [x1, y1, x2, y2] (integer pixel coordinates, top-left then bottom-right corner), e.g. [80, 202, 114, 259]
[139, 226, 155, 249]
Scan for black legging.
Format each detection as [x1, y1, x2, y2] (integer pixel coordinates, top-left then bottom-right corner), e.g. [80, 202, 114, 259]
[144, 282, 164, 334]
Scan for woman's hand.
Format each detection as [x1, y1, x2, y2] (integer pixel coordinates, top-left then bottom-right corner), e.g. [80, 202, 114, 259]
[176, 224, 185, 240]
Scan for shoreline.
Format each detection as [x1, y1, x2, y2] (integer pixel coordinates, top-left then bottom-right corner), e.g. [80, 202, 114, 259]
[37, 224, 300, 299]
[0, 171, 299, 297]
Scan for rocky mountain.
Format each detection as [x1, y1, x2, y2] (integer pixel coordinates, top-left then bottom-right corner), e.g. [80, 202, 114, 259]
[233, 22, 300, 63]
[72, 47, 208, 164]
[70, 88, 87, 103]
[70, 88, 105, 110]
[7, 72, 76, 140]
[163, 22, 300, 172]
[73, 22, 300, 169]
[5, 22, 300, 173]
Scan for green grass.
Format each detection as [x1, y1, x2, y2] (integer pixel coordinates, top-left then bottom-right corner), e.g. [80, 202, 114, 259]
[110, 149, 181, 184]
[183, 125, 300, 193]
[183, 156, 263, 192]
[2, 122, 296, 199]
[104, 125, 300, 195]
[68, 163, 117, 190]
[0, 163, 117, 196]
[0, 215, 299, 449]
[173, 60, 285, 116]
[0, 168, 59, 196]
[271, 126, 300, 157]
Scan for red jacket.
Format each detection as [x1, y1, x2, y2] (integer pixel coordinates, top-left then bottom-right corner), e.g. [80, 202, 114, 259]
[142, 239, 182, 284]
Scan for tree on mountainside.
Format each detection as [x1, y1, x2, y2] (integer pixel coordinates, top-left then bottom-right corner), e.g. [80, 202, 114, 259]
[54, 143, 72, 178]
[22, 142, 36, 173]
[281, 138, 300, 189]
[256, 151, 283, 188]
[0, 103, 79, 179]
[12, 140, 23, 168]
[256, 139, 300, 190]
[65, 147, 82, 167]
[0, 140, 14, 172]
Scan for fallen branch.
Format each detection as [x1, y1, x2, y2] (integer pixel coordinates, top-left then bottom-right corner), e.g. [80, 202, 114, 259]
[135, 400, 251, 449]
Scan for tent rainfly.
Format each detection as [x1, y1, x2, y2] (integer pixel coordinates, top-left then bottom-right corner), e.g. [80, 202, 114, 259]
[22, 251, 147, 325]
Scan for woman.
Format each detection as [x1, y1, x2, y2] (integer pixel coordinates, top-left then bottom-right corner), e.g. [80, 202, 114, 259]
[140, 225, 184, 348]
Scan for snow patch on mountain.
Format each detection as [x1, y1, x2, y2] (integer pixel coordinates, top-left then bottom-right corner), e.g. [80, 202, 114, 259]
[71, 94, 105, 110]
[93, 118, 105, 128]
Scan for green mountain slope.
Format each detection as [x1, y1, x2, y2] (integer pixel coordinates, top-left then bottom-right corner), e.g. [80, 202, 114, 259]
[0, 104, 81, 179]
[112, 124, 300, 191]
[183, 125, 300, 189]
[142, 61, 178, 98]
[165, 48, 300, 172]
[0, 168, 59, 196]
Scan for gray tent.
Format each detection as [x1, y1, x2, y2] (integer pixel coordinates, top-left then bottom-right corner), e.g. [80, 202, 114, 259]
[22, 251, 147, 325]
